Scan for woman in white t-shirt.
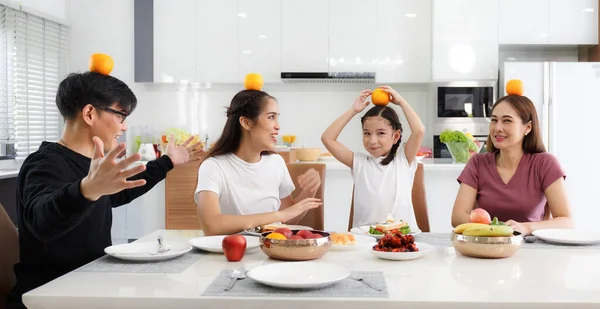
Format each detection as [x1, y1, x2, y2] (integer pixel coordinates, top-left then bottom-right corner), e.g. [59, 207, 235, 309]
[321, 86, 425, 230]
[194, 89, 322, 236]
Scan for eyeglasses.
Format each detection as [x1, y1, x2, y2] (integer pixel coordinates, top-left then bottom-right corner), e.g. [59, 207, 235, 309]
[97, 106, 128, 124]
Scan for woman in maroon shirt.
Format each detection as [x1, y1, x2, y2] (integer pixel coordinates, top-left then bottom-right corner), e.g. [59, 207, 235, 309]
[451, 94, 573, 235]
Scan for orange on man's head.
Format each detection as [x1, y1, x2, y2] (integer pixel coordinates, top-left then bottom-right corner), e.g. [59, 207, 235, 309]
[89, 53, 114, 76]
[506, 79, 524, 96]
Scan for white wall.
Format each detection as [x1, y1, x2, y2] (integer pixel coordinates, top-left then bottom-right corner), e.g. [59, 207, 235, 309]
[68, 0, 432, 155]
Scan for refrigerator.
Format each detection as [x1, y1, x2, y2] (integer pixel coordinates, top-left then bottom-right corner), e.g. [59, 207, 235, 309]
[503, 62, 600, 232]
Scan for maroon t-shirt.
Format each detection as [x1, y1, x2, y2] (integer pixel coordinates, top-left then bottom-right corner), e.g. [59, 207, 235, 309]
[457, 152, 566, 223]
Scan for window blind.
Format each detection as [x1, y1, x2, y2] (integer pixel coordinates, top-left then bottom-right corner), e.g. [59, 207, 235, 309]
[0, 6, 69, 158]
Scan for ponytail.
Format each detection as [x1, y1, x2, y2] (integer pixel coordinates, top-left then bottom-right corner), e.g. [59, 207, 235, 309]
[381, 138, 401, 165]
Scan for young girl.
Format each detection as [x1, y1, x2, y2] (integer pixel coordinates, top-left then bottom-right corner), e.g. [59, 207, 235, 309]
[321, 86, 425, 230]
[194, 89, 322, 236]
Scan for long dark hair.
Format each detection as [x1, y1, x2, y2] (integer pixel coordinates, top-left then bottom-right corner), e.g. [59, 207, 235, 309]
[203, 90, 276, 160]
[361, 105, 403, 165]
[486, 95, 546, 154]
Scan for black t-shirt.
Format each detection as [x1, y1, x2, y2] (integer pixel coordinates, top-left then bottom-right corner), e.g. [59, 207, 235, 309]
[8, 141, 174, 305]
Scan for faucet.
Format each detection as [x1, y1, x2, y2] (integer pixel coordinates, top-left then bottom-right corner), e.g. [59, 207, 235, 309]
[204, 133, 209, 151]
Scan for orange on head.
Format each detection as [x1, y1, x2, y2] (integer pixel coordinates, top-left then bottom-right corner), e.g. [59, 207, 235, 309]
[371, 88, 390, 106]
[506, 79, 524, 96]
[244, 73, 264, 91]
[89, 53, 114, 76]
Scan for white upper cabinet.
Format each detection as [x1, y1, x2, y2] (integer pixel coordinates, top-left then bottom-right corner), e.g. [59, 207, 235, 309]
[196, 0, 238, 83]
[153, 0, 195, 83]
[329, 0, 378, 73]
[499, 0, 598, 45]
[376, 0, 431, 83]
[548, 0, 598, 45]
[499, 0, 549, 44]
[432, 0, 499, 81]
[281, 0, 329, 73]
[238, 0, 282, 83]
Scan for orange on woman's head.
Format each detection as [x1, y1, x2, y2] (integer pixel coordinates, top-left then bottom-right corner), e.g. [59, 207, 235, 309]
[89, 53, 114, 76]
[506, 79, 524, 96]
[244, 73, 264, 91]
[371, 88, 390, 106]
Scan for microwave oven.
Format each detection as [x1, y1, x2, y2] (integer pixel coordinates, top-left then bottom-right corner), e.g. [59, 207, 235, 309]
[435, 82, 496, 124]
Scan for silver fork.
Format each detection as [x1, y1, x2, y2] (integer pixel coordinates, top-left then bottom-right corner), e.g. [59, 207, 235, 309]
[157, 235, 171, 254]
[351, 273, 382, 291]
[224, 268, 246, 291]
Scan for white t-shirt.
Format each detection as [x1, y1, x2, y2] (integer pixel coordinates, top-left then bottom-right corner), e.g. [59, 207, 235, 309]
[194, 153, 295, 215]
[351, 147, 419, 230]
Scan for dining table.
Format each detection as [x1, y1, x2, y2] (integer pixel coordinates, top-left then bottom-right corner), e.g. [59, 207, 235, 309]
[22, 229, 600, 309]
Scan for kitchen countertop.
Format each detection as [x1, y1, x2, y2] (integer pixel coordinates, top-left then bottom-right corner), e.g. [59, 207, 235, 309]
[292, 158, 467, 172]
[0, 168, 19, 179]
[22, 229, 600, 309]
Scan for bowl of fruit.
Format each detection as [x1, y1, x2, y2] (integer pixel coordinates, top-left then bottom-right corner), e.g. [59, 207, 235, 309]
[259, 228, 331, 261]
[452, 210, 523, 259]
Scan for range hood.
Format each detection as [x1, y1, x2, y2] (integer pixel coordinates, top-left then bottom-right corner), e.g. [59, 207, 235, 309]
[281, 72, 376, 83]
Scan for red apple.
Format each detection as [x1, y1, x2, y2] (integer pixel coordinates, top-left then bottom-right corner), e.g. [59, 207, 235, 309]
[307, 233, 323, 239]
[289, 235, 304, 240]
[274, 227, 293, 239]
[296, 230, 313, 239]
[469, 208, 491, 224]
[222, 235, 247, 262]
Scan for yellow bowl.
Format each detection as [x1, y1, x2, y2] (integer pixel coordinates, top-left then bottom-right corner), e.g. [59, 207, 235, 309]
[295, 148, 322, 161]
[451, 232, 523, 259]
[259, 230, 331, 261]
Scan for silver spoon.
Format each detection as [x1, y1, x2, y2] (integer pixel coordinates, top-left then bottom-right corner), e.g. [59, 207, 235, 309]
[224, 268, 246, 291]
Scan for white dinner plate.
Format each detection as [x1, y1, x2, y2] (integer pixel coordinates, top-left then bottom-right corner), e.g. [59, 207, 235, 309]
[351, 225, 421, 239]
[532, 229, 600, 245]
[244, 225, 314, 237]
[371, 242, 434, 261]
[104, 241, 192, 262]
[246, 262, 350, 289]
[329, 233, 376, 251]
[189, 235, 260, 253]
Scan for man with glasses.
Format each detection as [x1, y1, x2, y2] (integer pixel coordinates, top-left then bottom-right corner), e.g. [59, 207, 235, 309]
[6, 72, 204, 308]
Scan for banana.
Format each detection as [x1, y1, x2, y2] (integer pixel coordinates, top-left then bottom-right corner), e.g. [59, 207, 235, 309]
[453, 223, 490, 234]
[462, 225, 514, 237]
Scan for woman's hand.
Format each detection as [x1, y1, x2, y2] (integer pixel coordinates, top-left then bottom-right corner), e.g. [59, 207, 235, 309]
[505, 220, 533, 236]
[297, 168, 321, 195]
[277, 198, 322, 223]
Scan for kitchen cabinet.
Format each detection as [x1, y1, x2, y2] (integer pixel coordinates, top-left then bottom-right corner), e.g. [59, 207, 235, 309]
[153, 0, 196, 83]
[238, 0, 282, 83]
[376, 0, 431, 83]
[499, 0, 598, 45]
[499, 0, 549, 45]
[548, 0, 598, 45]
[432, 0, 498, 81]
[281, 0, 329, 73]
[196, 0, 239, 83]
[329, 0, 378, 73]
